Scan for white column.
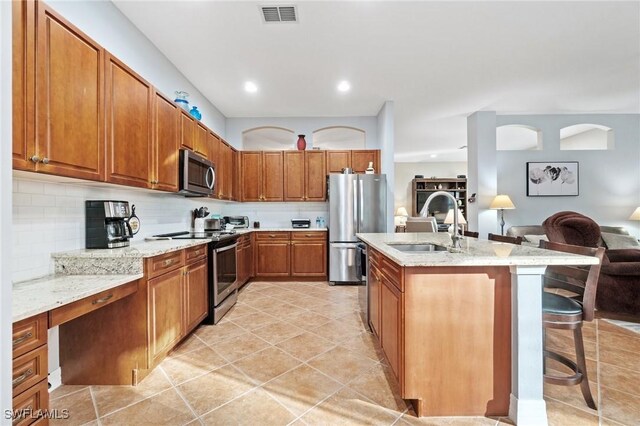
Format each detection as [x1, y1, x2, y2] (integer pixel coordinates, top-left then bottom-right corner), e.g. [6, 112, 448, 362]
[377, 101, 395, 233]
[509, 265, 548, 426]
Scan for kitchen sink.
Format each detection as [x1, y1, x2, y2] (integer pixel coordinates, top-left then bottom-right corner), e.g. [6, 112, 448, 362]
[388, 243, 447, 252]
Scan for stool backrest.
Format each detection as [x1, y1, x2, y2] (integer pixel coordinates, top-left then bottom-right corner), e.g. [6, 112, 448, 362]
[463, 231, 479, 238]
[406, 217, 437, 233]
[539, 240, 605, 321]
[488, 233, 523, 245]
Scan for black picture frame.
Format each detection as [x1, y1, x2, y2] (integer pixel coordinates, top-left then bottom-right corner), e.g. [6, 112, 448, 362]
[526, 161, 579, 197]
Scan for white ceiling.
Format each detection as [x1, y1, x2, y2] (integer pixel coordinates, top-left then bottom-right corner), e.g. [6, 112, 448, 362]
[113, 1, 640, 163]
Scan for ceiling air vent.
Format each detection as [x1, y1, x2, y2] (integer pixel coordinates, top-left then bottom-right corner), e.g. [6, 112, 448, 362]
[261, 5, 297, 23]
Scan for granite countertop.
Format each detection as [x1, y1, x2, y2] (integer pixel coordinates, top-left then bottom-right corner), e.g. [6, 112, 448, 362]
[356, 232, 600, 267]
[237, 228, 328, 233]
[52, 239, 209, 260]
[13, 273, 143, 322]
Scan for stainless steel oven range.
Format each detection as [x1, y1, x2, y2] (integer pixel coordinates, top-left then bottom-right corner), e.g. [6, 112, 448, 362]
[152, 231, 239, 324]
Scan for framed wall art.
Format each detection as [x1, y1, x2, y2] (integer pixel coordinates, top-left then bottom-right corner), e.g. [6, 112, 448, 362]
[526, 161, 579, 196]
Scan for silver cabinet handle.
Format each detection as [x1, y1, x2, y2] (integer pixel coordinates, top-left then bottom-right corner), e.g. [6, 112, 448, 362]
[12, 368, 33, 387]
[92, 294, 113, 305]
[12, 332, 33, 346]
[41, 157, 50, 164]
[30, 155, 41, 163]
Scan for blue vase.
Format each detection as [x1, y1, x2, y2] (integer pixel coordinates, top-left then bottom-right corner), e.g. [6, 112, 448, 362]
[189, 106, 202, 120]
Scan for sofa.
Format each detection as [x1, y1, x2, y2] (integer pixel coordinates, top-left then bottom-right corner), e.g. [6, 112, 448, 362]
[507, 225, 630, 247]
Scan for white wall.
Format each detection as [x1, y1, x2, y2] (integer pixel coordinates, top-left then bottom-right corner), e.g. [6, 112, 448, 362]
[223, 202, 328, 229]
[377, 101, 395, 232]
[47, 0, 226, 138]
[394, 162, 467, 215]
[1, 0, 12, 414]
[226, 116, 379, 151]
[495, 114, 640, 233]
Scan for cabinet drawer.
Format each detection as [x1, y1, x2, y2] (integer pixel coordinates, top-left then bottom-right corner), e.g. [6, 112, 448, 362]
[12, 345, 48, 397]
[49, 279, 138, 327]
[255, 232, 290, 240]
[291, 231, 326, 241]
[12, 314, 48, 359]
[185, 244, 207, 264]
[369, 248, 380, 268]
[381, 257, 403, 291]
[12, 378, 49, 426]
[146, 250, 185, 278]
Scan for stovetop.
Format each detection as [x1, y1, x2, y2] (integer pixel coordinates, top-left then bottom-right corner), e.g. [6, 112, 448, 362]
[152, 230, 238, 241]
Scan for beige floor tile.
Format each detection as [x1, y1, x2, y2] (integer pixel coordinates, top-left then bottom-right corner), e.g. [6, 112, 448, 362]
[300, 387, 399, 425]
[398, 413, 497, 425]
[286, 311, 333, 332]
[598, 330, 640, 354]
[340, 331, 385, 362]
[195, 321, 247, 345]
[263, 364, 342, 416]
[544, 398, 599, 426]
[234, 346, 302, 385]
[49, 388, 96, 426]
[600, 346, 640, 373]
[161, 346, 229, 385]
[545, 328, 597, 361]
[168, 333, 207, 358]
[347, 364, 408, 414]
[224, 303, 259, 321]
[238, 295, 272, 308]
[308, 345, 378, 384]
[310, 319, 365, 343]
[251, 320, 305, 344]
[100, 388, 195, 425]
[92, 367, 172, 417]
[177, 364, 256, 416]
[545, 350, 598, 383]
[336, 311, 369, 329]
[543, 381, 598, 416]
[200, 387, 296, 426]
[212, 332, 272, 362]
[599, 385, 640, 425]
[599, 319, 640, 338]
[599, 362, 640, 396]
[269, 302, 309, 318]
[230, 310, 280, 331]
[49, 385, 89, 401]
[276, 331, 336, 362]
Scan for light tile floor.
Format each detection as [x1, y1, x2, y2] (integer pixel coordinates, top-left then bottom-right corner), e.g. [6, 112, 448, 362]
[49, 281, 640, 425]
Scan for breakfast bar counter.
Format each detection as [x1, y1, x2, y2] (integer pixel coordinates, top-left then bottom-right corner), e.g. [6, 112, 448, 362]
[356, 232, 598, 426]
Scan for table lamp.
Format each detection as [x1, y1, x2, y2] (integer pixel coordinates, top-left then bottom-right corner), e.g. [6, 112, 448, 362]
[395, 207, 409, 226]
[629, 207, 640, 221]
[444, 209, 467, 235]
[490, 194, 515, 235]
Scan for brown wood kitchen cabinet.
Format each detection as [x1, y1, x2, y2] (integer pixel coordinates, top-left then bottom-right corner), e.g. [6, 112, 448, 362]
[105, 53, 153, 189]
[16, 1, 106, 181]
[180, 110, 195, 151]
[217, 141, 233, 200]
[255, 232, 291, 277]
[151, 90, 179, 192]
[255, 231, 327, 279]
[241, 151, 284, 201]
[194, 123, 210, 160]
[326, 150, 381, 175]
[326, 150, 352, 174]
[291, 231, 328, 277]
[368, 250, 381, 337]
[240, 151, 262, 201]
[147, 265, 184, 365]
[236, 234, 254, 287]
[183, 257, 208, 334]
[284, 151, 327, 201]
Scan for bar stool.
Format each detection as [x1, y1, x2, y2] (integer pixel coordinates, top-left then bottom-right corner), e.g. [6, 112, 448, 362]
[488, 233, 522, 245]
[463, 231, 479, 238]
[539, 240, 605, 409]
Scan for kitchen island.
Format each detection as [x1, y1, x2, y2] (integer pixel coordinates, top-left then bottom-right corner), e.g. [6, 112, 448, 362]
[356, 232, 599, 426]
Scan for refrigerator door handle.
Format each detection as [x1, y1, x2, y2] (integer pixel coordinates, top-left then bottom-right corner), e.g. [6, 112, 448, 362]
[359, 179, 364, 224]
[353, 179, 358, 233]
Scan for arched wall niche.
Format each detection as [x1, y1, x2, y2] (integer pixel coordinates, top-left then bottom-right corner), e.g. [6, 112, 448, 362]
[242, 126, 296, 151]
[496, 124, 542, 151]
[312, 126, 366, 150]
[560, 124, 614, 150]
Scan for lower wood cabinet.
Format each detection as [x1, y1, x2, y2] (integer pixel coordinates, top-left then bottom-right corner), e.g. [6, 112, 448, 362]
[255, 231, 327, 279]
[369, 260, 381, 337]
[380, 278, 402, 380]
[147, 268, 184, 364]
[184, 258, 208, 334]
[236, 234, 254, 287]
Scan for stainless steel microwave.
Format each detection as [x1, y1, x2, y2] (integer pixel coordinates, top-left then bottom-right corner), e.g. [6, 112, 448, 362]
[179, 149, 215, 197]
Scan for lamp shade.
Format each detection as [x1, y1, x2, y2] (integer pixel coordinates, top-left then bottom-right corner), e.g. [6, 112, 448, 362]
[630, 207, 640, 220]
[444, 209, 467, 225]
[490, 195, 515, 210]
[396, 207, 409, 217]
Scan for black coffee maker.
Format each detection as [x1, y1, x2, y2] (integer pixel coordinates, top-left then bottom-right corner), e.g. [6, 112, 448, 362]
[86, 200, 133, 249]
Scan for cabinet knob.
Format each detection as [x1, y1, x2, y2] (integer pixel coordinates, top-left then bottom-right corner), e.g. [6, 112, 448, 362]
[30, 155, 41, 163]
[41, 157, 50, 164]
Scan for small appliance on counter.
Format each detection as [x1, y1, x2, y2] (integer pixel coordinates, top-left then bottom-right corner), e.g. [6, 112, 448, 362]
[86, 200, 133, 249]
[223, 216, 249, 229]
[291, 219, 311, 229]
[205, 215, 223, 231]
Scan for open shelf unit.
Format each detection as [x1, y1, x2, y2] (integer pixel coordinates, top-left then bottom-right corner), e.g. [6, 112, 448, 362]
[411, 178, 468, 226]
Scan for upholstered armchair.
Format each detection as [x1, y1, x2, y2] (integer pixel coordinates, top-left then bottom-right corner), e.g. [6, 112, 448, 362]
[542, 211, 640, 316]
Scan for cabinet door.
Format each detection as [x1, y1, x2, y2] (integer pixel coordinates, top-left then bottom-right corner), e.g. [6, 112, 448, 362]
[263, 151, 284, 201]
[184, 259, 208, 333]
[208, 133, 221, 198]
[232, 149, 240, 201]
[180, 110, 195, 151]
[326, 150, 352, 174]
[236, 243, 245, 286]
[369, 265, 381, 337]
[35, 2, 105, 181]
[223, 143, 234, 200]
[147, 268, 184, 364]
[12, 0, 35, 171]
[105, 54, 153, 188]
[381, 279, 402, 379]
[284, 151, 305, 201]
[194, 123, 209, 159]
[352, 150, 380, 173]
[152, 91, 179, 192]
[305, 151, 327, 201]
[255, 241, 290, 277]
[291, 241, 327, 277]
[241, 152, 262, 201]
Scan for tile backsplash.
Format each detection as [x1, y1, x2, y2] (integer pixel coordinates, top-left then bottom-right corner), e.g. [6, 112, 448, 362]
[12, 173, 328, 282]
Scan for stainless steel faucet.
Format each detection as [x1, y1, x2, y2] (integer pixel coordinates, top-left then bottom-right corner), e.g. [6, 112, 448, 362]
[419, 191, 462, 248]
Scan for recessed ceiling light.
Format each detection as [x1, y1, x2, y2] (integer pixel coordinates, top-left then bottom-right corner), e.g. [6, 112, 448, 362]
[337, 81, 351, 92]
[244, 81, 258, 93]
[430, 154, 438, 158]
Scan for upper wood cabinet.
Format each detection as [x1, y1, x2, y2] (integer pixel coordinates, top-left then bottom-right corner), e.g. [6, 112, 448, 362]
[180, 111, 195, 151]
[218, 142, 233, 200]
[240, 151, 283, 201]
[352, 150, 381, 174]
[31, 1, 105, 181]
[263, 151, 284, 201]
[240, 151, 263, 201]
[231, 149, 240, 201]
[105, 53, 153, 189]
[194, 123, 209, 159]
[151, 91, 179, 192]
[326, 150, 352, 174]
[284, 151, 326, 201]
[208, 132, 221, 198]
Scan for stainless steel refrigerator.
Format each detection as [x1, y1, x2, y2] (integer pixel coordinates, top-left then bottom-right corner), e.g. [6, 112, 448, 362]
[328, 174, 387, 283]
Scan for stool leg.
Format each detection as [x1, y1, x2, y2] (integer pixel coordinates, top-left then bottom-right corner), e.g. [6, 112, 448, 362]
[574, 325, 597, 409]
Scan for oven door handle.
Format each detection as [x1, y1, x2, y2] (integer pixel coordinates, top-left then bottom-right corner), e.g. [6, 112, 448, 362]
[215, 242, 238, 253]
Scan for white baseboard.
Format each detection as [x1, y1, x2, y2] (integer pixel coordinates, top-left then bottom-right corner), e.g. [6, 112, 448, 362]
[48, 367, 62, 392]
